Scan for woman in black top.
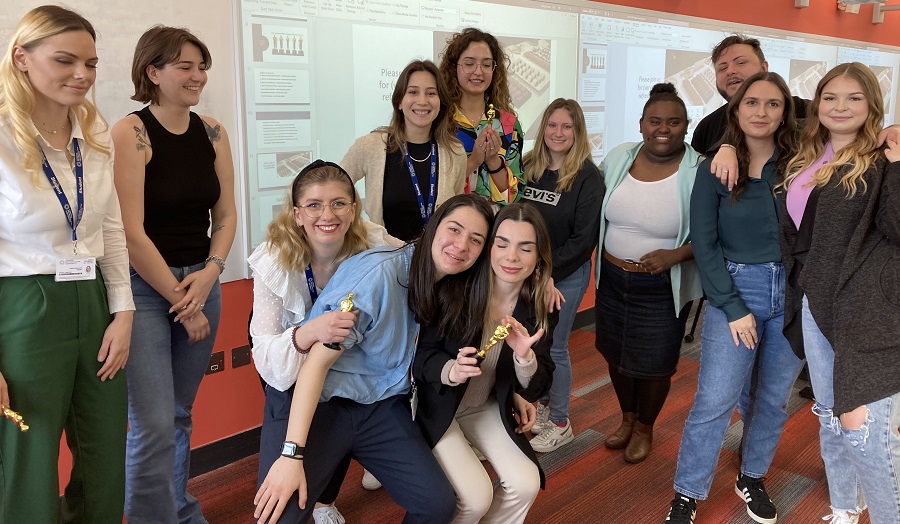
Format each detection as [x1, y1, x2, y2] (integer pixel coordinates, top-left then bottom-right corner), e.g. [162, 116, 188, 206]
[414, 203, 556, 524]
[112, 26, 236, 523]
[341, 60, 467, 242]
[520, 98, 604, 453]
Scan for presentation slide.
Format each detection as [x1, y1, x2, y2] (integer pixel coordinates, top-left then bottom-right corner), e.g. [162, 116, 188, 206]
[237, 0, 900, 247]
[239, 0, 578, 247]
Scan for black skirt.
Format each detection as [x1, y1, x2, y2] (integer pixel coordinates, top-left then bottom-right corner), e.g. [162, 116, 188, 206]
[594, 256, 691, 378]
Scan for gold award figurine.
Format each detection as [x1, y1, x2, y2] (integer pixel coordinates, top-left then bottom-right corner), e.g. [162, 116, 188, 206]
[338, 292, 355, 312]
[486, 103, 495, 126]
[2, 406, 29, 432]
[325, 293, 355, 350]
[473, 322, 511, 365]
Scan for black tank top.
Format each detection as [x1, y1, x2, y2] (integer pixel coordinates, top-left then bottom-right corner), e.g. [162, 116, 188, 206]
[135, 107, 220, 267]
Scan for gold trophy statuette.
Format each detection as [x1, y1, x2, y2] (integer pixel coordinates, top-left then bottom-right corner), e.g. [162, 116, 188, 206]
[2, 406, 28, 432]
[486, 103, 495, 126]
[325, 293, 355, 350]
[473, 322, 511, 366]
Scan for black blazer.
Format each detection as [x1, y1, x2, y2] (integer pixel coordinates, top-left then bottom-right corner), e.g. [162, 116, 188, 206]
[413, 298, 557, 488]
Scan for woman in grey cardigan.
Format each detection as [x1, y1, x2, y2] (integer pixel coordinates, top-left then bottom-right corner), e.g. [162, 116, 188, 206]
[780, 62, 900, 524]
[341, 60, 466, 242]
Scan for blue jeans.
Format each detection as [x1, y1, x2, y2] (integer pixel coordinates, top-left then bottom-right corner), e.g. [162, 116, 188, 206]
[802, 297, 900, 519]
[674, 262, 803, 500]
[125, 264, 222, 524]
[541, 261, 591, 423]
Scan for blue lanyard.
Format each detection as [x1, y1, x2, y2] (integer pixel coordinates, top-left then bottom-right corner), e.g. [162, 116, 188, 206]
[39, 139, 83, 255]
[304, 264, 319, 304]
[404, 142, 437, 224]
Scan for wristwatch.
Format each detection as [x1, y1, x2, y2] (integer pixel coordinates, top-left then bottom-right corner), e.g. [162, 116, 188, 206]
[280, 441, 304, 460]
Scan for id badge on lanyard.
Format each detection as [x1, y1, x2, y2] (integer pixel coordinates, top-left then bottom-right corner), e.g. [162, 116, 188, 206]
[41, 139, 96, 282]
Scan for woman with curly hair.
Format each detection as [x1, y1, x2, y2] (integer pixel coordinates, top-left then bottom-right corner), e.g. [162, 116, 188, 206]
[439, 28, 524, 206]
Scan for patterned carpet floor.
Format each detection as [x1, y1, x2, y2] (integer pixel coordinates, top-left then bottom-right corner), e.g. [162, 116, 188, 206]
[190, 303, 869, 523]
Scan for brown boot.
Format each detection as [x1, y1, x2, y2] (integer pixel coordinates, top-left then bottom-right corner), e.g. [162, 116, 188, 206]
[604, 412, 637, 449]
[624, 421, 653, 463]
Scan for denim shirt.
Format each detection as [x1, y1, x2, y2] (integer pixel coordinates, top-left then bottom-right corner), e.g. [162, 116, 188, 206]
[304, 243, 416, 404]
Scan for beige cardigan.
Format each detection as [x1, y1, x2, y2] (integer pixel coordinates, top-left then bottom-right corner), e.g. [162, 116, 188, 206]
[340, 131, 467, 226]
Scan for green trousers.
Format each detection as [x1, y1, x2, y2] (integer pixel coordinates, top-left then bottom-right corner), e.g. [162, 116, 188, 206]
[0, 274, 127, 524]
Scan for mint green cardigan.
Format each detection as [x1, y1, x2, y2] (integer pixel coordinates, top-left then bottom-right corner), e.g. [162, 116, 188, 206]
[596, 141, 704, 314]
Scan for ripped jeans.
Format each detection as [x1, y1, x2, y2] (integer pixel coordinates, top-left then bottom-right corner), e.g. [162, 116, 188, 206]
[802, 296, 900, 522]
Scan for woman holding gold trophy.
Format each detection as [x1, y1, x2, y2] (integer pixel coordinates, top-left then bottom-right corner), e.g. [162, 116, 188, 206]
[0, 6, 133, 523]
[414, 203, 556, 524]
[254, 194, 494, 524]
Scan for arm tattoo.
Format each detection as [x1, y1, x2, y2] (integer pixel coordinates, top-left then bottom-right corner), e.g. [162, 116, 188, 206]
[134, 126, 151, 151]
[204, 121, 221, 144]
[211, 224, 225, 235]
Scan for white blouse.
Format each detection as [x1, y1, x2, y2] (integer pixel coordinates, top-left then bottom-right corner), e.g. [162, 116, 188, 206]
[0, 115, 133, 313]
[249, 221, 401, 392]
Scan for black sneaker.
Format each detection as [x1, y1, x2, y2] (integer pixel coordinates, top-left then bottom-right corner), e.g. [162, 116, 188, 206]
[665, 495, 696, 523]
[734, 474, 778, 524]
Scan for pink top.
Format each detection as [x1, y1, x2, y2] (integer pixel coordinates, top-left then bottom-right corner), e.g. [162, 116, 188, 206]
[786, 142, 835, 229]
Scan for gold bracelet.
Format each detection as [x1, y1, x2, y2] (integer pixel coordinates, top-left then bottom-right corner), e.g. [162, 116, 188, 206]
[719, 144, 736, 151]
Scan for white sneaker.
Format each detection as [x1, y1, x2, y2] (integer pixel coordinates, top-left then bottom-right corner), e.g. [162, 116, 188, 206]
[821, 508, 860, 524]
[313, 504, 346, 524]
[530, 419, 574, 452]
[531, 402, 551, 435]
[361, 469, 382, 490]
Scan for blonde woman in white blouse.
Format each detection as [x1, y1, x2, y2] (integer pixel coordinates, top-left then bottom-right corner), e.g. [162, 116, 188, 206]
[249, 160, 400, 524]
[0, 6, 133, 524]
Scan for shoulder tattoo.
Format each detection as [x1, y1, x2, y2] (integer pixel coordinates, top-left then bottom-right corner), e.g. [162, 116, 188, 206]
[204, 120, 221, 144]
[134, 125, 151, 151]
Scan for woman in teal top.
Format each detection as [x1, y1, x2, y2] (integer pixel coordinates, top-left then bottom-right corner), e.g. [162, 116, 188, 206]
[665, 72, 804, 524]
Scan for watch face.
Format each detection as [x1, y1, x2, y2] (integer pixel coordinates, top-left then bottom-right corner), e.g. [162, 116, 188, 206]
[281, 442, 298, 456]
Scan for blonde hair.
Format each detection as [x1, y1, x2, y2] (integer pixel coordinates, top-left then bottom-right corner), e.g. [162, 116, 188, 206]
[265, 162, 369, 273]
[782, 62, 884, 198]
[523, 98, 594, 193]
[0, 6, 109, 182]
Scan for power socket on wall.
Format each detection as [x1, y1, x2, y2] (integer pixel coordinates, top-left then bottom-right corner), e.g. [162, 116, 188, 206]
[232, 345, 252, 368]
[206, 351, 225, 375]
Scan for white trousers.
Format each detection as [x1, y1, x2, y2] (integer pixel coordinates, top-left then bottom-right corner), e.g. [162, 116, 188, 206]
[432, 397, 540, 524]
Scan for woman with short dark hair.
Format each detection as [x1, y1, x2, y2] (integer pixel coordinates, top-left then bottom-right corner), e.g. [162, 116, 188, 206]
[112, 25, 237, 523]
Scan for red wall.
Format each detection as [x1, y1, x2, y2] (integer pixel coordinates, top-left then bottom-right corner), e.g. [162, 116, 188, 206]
[56, 2, 900, 478]
[598, 0, 900, 47]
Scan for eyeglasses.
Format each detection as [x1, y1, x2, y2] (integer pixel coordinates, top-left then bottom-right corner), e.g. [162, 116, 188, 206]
[296, 201, 353, 218]
[457, 59, 497, 74]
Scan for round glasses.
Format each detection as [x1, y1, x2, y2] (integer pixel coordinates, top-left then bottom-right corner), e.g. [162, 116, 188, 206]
[297, 201, 353, 218]
[457, 59, 497, 74]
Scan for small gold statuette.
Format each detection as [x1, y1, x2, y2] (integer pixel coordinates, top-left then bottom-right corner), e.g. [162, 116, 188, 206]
[486, 103, 495, 126]
[338, 292, 355, 312]
[473, 322, 511, 365]
[325, 292, 355, 350]
[2, 406, 29, 432]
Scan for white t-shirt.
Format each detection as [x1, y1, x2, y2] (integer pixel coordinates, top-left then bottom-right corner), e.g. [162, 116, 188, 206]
[603, 172, 679, 261]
